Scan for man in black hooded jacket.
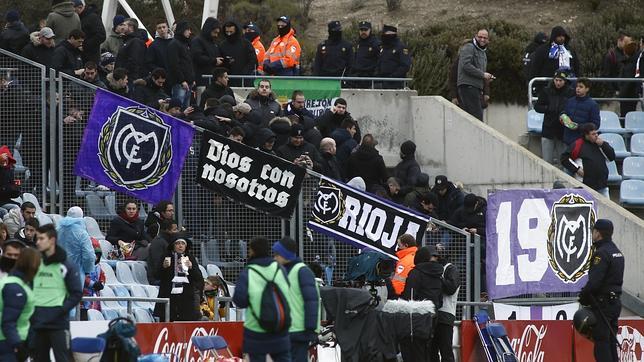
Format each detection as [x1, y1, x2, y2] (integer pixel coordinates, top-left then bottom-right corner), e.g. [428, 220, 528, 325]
[74, 1, 106, 63]
[167, 21, 195, 109]
[191, 17, 223, 87]
[529, 25, 581, 94]
[431, 175, 464, 221]
[219, 21, 256, 86]
[199, 67, 234, 109]
[345, 134, 388, 193]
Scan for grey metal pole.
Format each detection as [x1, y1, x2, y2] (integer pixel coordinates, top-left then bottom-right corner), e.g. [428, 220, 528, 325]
[165, 300, 170, 322]
[465, 233, 471, 320]
[56, 72, 64, 213]
[474, 234, 481, 316]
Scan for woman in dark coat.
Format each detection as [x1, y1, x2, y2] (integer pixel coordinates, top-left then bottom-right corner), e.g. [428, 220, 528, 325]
[105, 200, 151, 260]
[155, 236, 204, 322]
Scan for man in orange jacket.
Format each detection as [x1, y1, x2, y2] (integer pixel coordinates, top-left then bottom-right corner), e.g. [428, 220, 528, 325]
[243, 22, 265, 73]
[391, 234, 418, 298]
[263, 16, 301, 76]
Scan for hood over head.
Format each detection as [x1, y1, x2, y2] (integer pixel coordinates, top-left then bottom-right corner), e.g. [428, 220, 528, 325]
[51, 1, 77, 17]
[200, 17, 220, 39]
[549, 26, 570, 44]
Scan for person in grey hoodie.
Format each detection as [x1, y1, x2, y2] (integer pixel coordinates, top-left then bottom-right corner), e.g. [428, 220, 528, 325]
[457, 29, 494, 121]
[46, 0, 81, 45]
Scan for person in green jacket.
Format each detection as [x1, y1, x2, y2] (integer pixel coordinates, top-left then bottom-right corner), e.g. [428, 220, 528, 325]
[273, 237, 321, 362]
[0, 248, 41, 361]
[31, 224, 83, 362]
[232, 237, 292, 362]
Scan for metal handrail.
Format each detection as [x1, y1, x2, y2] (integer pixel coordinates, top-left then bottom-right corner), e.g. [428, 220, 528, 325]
[203, 74, 412, 89]
[75, 296, 170, 322]
[528, 77, 644, 108]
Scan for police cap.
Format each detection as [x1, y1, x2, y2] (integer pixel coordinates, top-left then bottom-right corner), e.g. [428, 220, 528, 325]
[358, 21, 371, 30]
[276, 15, 290, 24]
[383, 24, 398, 33]
[593, 219, 613, 234]
[328, 20, 341, 32]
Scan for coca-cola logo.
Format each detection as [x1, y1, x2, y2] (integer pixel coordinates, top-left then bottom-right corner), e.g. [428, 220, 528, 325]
[153, 326, 219, 361]
[509, 324, 547, 362]
[617, 326, 644, 362]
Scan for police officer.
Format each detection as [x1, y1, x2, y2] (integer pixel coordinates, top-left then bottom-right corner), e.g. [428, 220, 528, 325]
[578, 219, 624, 362]
[375, 25, 411, 88]
[351, 21, 380, 77]
[313, 21, 353, 77]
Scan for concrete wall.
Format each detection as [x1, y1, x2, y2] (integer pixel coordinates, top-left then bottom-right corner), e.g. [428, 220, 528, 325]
[411, 96, 644, 300]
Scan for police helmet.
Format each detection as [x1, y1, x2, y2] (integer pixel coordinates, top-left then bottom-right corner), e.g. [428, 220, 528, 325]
[573, 307, 597, 340]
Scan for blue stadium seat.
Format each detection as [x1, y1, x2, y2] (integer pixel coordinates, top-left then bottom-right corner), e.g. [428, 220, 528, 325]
[620, 180, 644, 206]
[631, 134, 644, 156]
[599, 111, 628, 134]
[86, 309, 105, 321]
[606, 161, 622, 185]
[527, 110, 543, 134]
[600, 133, 630, 159]
[623, 157, 644, 180]
[71, 337, 106, 362]
[625, 111, 644, 133]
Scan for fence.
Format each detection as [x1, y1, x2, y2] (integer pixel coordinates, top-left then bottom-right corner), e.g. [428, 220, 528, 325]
[528, 77, 644, 109]
[0, 49, 48, 205]
[208, 74, 413, 89]
[3, 48, 478, 311]
[75, 296, 170, 322]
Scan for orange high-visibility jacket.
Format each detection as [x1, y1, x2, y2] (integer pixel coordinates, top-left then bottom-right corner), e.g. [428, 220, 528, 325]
[265, 28, 301, 70]
[252, 37, 266, 72]
[391, 246, 418, 296]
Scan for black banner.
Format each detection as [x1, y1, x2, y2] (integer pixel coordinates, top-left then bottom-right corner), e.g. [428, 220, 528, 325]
[196, 131, 306, 218]
[307, 177, 430, 259]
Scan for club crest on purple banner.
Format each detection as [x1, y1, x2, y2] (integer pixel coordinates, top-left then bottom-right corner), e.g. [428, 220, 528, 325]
[546, 193, 596, 283]
[98, 106, 172, 190]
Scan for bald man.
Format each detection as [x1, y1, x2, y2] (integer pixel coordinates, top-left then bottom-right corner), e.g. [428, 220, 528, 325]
[319, 137, 342, 180]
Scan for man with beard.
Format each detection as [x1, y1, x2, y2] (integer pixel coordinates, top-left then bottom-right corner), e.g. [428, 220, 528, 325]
[219, 21, 257, 86]
[0, 239, 25, 279]
[313, 21, 353, 76]
[350, 21, 380, 79]
[245, 79, 281, 127]
[114, 18, 146, 81]
[21, 27, 56, 69]
[315, 98, 359, 141]
[264, 16, 301, 76]
[199, 67, 234, 109]
[375, 25, 411, 88]
[192, 17, 223, 88]
[168, 21, 196, 109]
[529, 25, 580, 94]
[276, 124, 322, 171]
[284, 91, 322, 147]
[73, 0, 105, 63]
[457, 29, 494, 121]
[131, 68, 170, 109]
[243, 22, 265, 73]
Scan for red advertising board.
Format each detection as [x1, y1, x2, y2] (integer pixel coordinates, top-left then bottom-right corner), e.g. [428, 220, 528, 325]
[461, 320, 574, 362]
[574, 319, 644, 362]
[135, 321, 244, 360]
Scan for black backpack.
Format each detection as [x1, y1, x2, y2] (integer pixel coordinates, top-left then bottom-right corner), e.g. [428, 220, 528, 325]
[98, 317, 140, 362]
[248, 265, 291, 333]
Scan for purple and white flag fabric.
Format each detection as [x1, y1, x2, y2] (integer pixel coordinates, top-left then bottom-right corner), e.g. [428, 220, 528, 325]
[75, 89, 195, 204]
[486, 189, 597, 300]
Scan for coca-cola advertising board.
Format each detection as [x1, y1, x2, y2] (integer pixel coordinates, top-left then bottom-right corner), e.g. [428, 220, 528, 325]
[574, 319, 644, 362]
[135, 321, 244, 360]
[461, 320, 573, 362]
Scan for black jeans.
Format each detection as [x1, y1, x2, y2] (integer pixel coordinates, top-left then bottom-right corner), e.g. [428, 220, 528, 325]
[429, 322, 455, 362]
[31, 329, 72, 362]
[400, 337, 429, 362]
[458, 85, 484, 121]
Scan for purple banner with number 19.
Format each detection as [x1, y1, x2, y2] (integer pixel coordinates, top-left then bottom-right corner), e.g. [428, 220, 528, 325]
[485, 189, 597, 300]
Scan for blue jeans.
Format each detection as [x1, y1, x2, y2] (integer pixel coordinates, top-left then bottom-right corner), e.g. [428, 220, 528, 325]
[171, 83, 191, 109]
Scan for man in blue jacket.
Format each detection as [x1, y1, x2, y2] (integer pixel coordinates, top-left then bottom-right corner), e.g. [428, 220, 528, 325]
[562, 78, 600, 145]
[273, 237, 321, 362]
[233, 237, 291, 362]
[31, 224, 83, 361]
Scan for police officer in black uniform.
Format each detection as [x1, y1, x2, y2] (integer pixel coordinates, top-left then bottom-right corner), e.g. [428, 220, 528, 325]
[375, 25, 412, 88]
[313, 21, 354, 77]
[350, 21, 380, 87]
[578, 219, 624, 362]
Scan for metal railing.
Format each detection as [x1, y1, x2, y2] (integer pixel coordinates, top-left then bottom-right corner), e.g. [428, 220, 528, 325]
[528, 77, 644, 108]
[75, 296, 170, 322]
[204, 74, 413, 89]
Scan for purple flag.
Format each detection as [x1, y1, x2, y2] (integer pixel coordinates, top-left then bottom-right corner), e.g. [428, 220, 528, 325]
[75, 89, 194, 204]
[486, 189, 597, 300]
